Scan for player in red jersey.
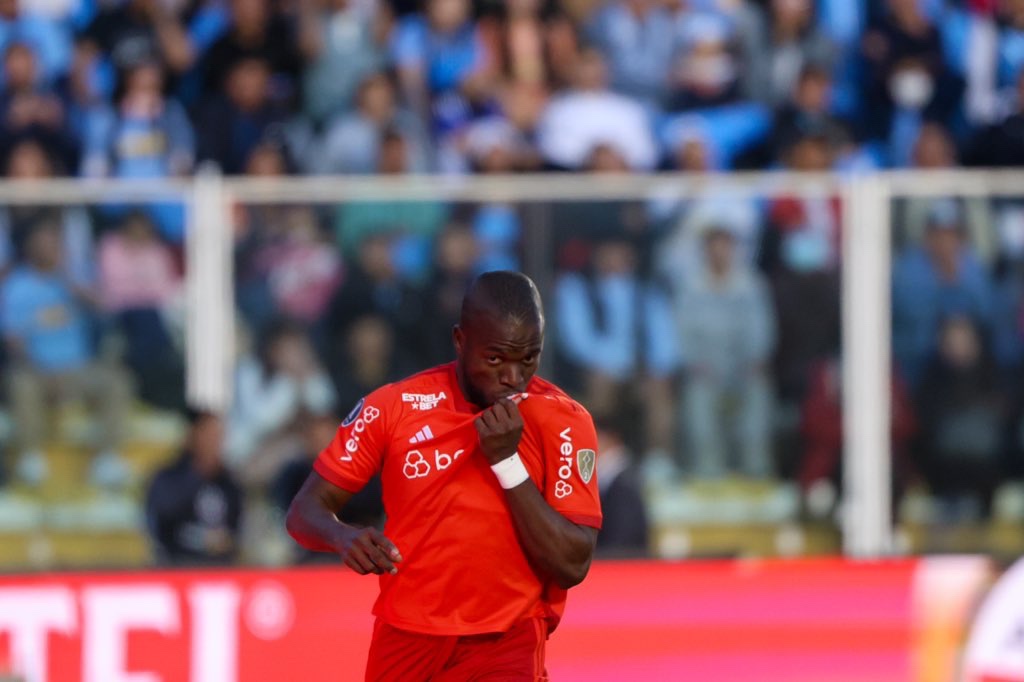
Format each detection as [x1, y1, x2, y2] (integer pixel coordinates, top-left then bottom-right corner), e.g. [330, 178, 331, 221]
[286, 270, 602, 681]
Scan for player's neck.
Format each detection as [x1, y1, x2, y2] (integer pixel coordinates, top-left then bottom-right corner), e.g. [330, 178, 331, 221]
[452, 362, 485, 411]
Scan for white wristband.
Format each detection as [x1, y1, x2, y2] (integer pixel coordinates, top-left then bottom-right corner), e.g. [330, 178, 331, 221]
[490, 452, 530, 489]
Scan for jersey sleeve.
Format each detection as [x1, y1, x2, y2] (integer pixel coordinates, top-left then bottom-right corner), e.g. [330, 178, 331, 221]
[539, 401, 603, 529]
[314, 388, 394, 494]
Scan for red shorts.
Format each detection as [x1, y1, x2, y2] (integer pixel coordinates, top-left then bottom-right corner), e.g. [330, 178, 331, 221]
[364, 617, 549, 682]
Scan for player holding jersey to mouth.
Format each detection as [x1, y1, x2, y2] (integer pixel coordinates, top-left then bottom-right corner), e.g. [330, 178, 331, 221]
[286, 270, 602, 681]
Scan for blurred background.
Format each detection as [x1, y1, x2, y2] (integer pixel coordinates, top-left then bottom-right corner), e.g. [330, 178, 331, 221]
[0, 0, 1023, 680]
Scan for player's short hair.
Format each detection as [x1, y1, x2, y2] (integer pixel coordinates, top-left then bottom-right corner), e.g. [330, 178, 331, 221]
[461, 271, 544, 330]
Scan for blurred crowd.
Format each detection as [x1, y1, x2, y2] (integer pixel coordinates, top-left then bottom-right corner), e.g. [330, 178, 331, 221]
[2, 0, 1024, 564]
[1, 0, 1024, 183]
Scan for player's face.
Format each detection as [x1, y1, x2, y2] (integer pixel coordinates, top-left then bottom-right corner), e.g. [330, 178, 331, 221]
[454, 313, 543, 408]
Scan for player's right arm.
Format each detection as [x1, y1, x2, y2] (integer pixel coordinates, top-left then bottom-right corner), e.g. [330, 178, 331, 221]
[285, 392, 402, 575]
[285, 473, 402, 575]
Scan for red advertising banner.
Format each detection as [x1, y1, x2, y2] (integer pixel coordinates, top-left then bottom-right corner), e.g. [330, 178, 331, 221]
[0, 557, 996, 682]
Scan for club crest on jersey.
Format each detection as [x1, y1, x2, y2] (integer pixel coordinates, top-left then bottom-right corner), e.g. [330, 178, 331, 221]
[402, 391, 447, 411]
[341, 397, 365, 426]
[577, 449, 596, 484]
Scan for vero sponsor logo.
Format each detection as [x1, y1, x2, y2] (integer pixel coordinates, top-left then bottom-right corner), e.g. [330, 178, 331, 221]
[340, 405, 381, 462]
[556, 427, 575, 499]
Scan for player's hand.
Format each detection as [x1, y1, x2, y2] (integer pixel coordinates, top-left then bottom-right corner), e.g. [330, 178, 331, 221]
[475, 397, 524, 465]
[334, 526, 403, 576]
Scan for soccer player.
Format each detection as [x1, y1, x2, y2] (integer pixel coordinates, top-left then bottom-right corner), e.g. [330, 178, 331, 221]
[286, 270, 602, 681]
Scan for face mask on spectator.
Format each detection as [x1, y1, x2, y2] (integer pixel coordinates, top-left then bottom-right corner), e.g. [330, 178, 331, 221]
[682, 53, 736, 90]
[889, 69, 934, 110]
[781, 229, 830, 272]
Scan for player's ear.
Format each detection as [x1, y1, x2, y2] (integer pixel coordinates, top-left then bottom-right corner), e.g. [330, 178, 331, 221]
[453, 325, 464, 355]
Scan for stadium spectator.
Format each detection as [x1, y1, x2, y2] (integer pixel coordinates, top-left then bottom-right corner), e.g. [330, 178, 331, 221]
[536, 47, 657, 170]
[593, 415, 649, 558]
[420, 221, 479, 365]
[540, 2, 585, 89]
[655, 191, 764, 294]
[233, 142, 304, 333]
[271, 411, 384, 562]
[328, 313, 415, 420]
[759, 132, 842, 276]
[80, 60, 193, 240]
[0, 138, 93, 287]
[0, 42, 78, 171]
[439, 109, 529, 272]
[764, 64, 853, 166]
[311, 70, 431, 175]
[994, 0, 1024, 94]
[145, 408, 243, 565]
[767, 217, 841, 404]
[915, 315, 1004, 520]
[1, 221, 132, 487]
[390, 0, 495, 136]
[97, 210, 184, 409]
[747, 0, 836, 107]
[860, 0, 963, 161]
[476, 0, 550, 88]
[955, 0, 1024, 126]
[667, 11, 743, 112]
[323, 233, 427, 364]
[82, 0, 193, 74]
[0, 0, 73, 85]
[991, 196, 1024, 372]
[226, 318, 336, 487]
[198, 0, 302, 104]
[62, 39, 116, 147]
[966, 67, 1024, 167]
[196, 55, 288, 174]
[893, 126, 996, 263]
[584, 0, 677, 109]
[554, 237, 678, 466]
[751, 81, 844, 403]
[267, 208, 343, 325]
[549, 144, 655, 278]
[298, 0, 387, 125]
[674, 220, 776, 480]
[333, 130, 449, 274]
[798, 356, 918, 518]
[893, 200, 997, 386]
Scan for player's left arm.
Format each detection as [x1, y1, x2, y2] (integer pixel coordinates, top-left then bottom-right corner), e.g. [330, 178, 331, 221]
[476, 399, 598, 590]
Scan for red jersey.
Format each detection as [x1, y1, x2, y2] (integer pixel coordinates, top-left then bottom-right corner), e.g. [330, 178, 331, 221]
[314, 363, 602, 636]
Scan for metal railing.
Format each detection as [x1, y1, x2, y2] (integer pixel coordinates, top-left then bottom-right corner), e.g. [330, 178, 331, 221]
[4, 168, 1024, 558]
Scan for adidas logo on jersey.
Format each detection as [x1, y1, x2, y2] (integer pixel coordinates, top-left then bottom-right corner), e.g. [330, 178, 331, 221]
[408, 425, 435, 444]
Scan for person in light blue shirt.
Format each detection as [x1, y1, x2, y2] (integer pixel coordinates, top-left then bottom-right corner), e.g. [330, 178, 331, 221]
[390, 0, 490, 136]
[1, 232, 91, 373]
[80, 61, 193, 242]
[0, 0, 73, 86]
[310, 71, 431, 175]
[554, 237, 679, 466]
[1, 221, 132, 488]
[892, 200, 996, 387]
[585, 0, 677, 109]
[300, 0, 385, 125]
[673, 220, 777, 480]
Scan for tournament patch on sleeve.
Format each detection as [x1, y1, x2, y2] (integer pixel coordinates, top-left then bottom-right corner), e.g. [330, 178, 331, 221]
[544, 403, 603, 529]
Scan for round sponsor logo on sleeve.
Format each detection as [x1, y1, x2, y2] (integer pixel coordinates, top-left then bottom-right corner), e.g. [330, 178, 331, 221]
[341, 398, 365, 427]
[554, 479, 574, 499]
